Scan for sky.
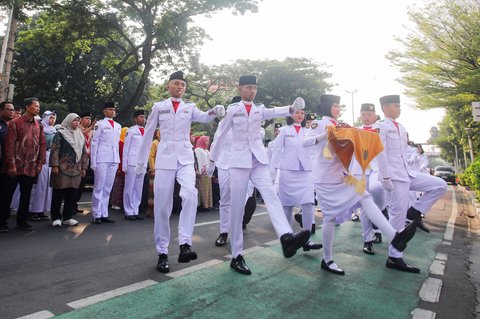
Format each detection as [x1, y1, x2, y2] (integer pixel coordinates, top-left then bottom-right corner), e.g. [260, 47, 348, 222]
[194, 0, 444, 143]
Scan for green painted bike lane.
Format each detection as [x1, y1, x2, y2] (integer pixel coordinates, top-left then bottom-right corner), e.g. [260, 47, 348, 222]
[58, 222, 442, 319]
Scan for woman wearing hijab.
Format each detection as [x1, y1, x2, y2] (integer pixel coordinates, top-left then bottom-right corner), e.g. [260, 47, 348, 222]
[271, 109, 322, 252]
[194, 136, 213, 210]
[29, 110, 57, 221]
[304, 94, 418, 275]
[49, 113, 88, 227]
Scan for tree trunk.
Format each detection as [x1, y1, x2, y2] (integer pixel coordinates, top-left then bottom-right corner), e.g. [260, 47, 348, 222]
[0, 6, 19, 101]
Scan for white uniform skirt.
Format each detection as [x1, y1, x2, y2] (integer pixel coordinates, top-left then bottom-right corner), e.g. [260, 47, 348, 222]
[278, 169, 314, 206]
[314, 182, 368, 223]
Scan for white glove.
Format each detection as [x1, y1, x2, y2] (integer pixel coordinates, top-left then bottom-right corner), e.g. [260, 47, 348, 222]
[206, 161, 215, 178]
[213, 105, 225, 117]
[135, 163, 145, 176]
[292, 97, 305, 111]
[381, 179, 394, 191]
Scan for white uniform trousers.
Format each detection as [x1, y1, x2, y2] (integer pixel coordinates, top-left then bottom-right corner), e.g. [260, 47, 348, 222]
[92, 162, 118, 218]
[123, 166, 145, 216]
[218, 168, 231, 234]
[154, 162, 198, 255]
[388, 173, 447, 258]
[229, 156, 292, 258]
[358, 172, 386, 242]
[29, 150, 52, 213]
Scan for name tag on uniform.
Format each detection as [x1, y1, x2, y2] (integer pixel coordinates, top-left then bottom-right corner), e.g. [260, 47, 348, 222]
[233, 113, 246, 118]
[159, 109, 171, 114]
[285, 134, 295, 138]
[388, 129, 397, 133]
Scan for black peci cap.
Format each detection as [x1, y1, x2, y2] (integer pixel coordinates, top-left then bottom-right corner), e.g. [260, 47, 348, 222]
[239, 75, 257, 86]
[379, 95, 400, 106]
[169, 70, 186, 82]
[360, 103, 375, 112]
[133, 109, 145, 117]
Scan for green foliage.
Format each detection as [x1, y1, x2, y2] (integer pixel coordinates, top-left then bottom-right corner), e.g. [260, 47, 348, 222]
[459, 158, 480, 198]
[389, 0, 480, 161]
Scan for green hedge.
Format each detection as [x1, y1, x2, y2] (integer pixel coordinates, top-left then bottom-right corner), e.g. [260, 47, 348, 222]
[459, 158, 480, 199]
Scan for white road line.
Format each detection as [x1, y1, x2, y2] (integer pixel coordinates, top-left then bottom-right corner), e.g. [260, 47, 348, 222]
[429, 260, 446, 276]
[419, 277, 443, 303]
[441, 241, 451, 246]
[16, 310, 55, 319]
[444, 188, 458, 241]
[67, 279, 158, 309]
[224, 245, 264, 259]
[411, 308, 437, 319]
[194, 212, 268, 227]
[166, 259, 224, 278]
[435, 252, 448, 261]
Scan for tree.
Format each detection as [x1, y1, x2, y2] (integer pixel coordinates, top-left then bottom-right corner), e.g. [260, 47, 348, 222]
[388, 0, 480, 159]
[43, 0, 259, 121]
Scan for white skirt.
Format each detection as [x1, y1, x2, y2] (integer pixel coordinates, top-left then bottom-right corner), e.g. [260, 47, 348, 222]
[278, 169, 314, 206]
[314, 182, 368, 223]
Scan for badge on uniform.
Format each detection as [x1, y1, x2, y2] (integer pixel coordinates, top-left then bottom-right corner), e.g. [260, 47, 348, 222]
[311, 123, 318, 129]
[233, 113, 245, 118]
[94, 125, 98, 130]
[159, 109, 171, 114]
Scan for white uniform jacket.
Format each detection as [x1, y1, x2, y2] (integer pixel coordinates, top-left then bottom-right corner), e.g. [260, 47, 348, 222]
[210, 102, 291, 169]
[138, 98, 217, 170]
[90, 118, 121, 167]
[211, 130, 233, 170]
[271, 125, 312, 171]
[303, 116, 346, 183]
[376, 118, 416, 182]
[122, 125, 144, 171]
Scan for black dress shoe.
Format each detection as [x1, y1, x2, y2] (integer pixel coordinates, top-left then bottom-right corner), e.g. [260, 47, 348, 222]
[92, 218, 102, 224]
[372, 233, 382, 244]
[215, 233, 228, 247]
[15, 223, 33, 231]
[321, 259, 345, 275]
[230, 255, 251, 275]
[363, 241, 375, 255]
[407, 206, 430, 233]
[101, 217, 115, 223]
[157, 254, 170, 273]
[391, 220, 417, 252]
[135, 215, 144, 220]
[294, 213, 303, 228]
[280, 230, 310, 258]
[351, 214, 359, 222]
[386, 257, 420, 273]
[76, 209, 84, 214]
[178, 244, 198, 263]
[303, 241, 323, 251]
[125, 215, 137, 221]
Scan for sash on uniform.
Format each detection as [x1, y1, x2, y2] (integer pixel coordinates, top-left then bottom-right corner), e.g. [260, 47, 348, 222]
[327, 126, 384, 193]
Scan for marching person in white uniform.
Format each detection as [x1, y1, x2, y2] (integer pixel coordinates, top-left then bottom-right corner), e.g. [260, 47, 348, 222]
[122, 109, 146, 221]
[210, 75, 310, 276]
[271, 109, 322, 251]
[349, 103, 386, 255]
[376, 95, 447, 272]
[90, 102, 121, 224]
[304, 94, 418, 275]
[136, 71, 225, 273]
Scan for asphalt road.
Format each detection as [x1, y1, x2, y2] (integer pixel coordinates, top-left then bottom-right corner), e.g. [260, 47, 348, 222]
[0, 186, 479, 319]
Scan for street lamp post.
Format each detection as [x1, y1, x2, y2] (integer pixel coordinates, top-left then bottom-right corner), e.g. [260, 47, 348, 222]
[345, 89, 357, 126]
[465, 128, 475, 162]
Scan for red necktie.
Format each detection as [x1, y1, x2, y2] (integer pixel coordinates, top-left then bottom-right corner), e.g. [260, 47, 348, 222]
[108, 119, 114, 128]
[172, 101, 180, 113]
[392, 120, 399, 131]
[139, 127, 144, 136]
[245, 104, 252, 115]
[294, 126, 301, 134]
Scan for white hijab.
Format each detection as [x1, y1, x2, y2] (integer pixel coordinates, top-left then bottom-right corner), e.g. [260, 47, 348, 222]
[41, 111, 57, 135]
[57, 113, 85, 162]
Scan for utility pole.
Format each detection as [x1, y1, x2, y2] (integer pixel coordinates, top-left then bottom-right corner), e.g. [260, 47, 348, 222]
[345, 89, 357, 126]
[0, 4, 18, 101]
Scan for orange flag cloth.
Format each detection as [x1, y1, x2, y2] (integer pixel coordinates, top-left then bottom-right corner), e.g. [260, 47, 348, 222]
[327, 126, 384, 193]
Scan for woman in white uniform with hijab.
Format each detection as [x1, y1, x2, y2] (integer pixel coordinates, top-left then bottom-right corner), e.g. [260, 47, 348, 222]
[304, 94, 418, 275]
[271, 109, 322, 251]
